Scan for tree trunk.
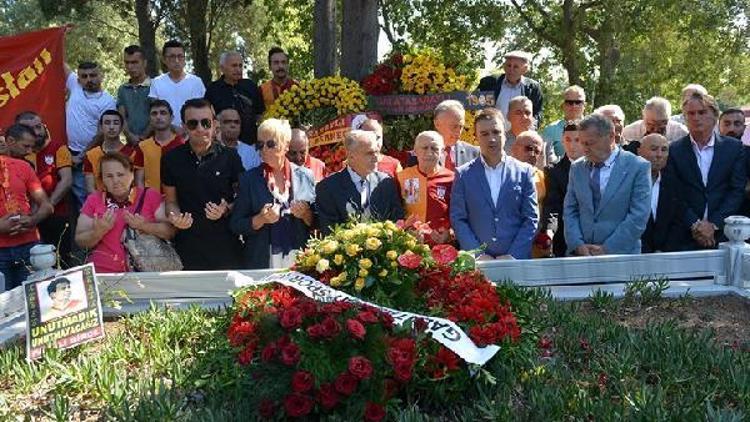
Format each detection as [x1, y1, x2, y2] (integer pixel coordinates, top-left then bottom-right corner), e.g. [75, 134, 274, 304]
[559, 0, 582, 86]
[314, 0, 337, 77]
[340, 0, 378, 81]
[134, 0, 159, 77]
[186, 0, 212, 84]
[593, 31, 620, 107]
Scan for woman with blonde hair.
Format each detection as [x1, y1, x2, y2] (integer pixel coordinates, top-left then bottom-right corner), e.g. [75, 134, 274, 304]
[230, 118, 315, 269]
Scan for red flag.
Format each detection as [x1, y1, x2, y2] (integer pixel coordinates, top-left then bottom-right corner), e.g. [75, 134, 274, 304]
[0, 27, 66, 144]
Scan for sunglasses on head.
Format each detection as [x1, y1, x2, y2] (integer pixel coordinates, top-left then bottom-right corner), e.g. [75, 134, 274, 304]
[255, 139, 278, 150]
[564, 100, 585, 105]
[185, 118, 213, 130]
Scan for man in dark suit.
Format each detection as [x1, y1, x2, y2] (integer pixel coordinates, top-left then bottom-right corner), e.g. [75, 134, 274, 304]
[542, 122, 584, 257]
[638, 134, 683, 252]
[666, 93, 746, 250]
[316, 130, 404, 235]
[477, 51, 543, 125]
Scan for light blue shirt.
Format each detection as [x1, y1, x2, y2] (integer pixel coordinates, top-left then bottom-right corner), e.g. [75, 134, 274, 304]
[237, 142, 261, 170]
[541, 119, 566, 158]
[596, 147, 620, 195]
[497, 77, 524, 120]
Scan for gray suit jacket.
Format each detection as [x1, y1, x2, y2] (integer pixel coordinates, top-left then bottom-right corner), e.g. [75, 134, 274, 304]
[450, 140, 480, 168]
[563, 149, 651, 255]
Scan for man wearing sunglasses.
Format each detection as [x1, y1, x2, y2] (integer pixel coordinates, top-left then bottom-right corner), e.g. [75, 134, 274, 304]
[541, 85, 586, 158]
[162, 98, 244, 270]
[316, 130, 404, 236]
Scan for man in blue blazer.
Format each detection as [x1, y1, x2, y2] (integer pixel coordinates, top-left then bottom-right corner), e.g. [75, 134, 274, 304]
[316, 130, 404, 236]
[665, 93, 746, 249]
[450, 108, 538, 260]
[564, 114, 651, 256]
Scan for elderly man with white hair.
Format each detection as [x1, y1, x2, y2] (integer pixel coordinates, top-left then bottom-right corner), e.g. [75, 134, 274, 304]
[205, 50, 265, 144]
[478, 50, 544, 124]
[430, 100, 480, 170]
[315, 130, 404, 235]
[594, 104, 626, 145]
[397, 131, 455, 237]
[621, 96, 688, 143]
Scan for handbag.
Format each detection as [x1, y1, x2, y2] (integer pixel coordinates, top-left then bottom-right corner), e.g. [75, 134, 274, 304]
[123, 188, 183, 272]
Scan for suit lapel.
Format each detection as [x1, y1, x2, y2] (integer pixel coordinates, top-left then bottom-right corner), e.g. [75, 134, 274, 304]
[706, 136, 722, 189]
[578, 162, 595, 213]
[677, 139, 705, 188]
[340, 170, 362, 213]
[470, 159, 496, 210]
[596, 153, 627, 215]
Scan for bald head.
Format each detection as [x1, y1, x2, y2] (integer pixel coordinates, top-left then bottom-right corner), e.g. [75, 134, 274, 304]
[414, 130, 444, 173]
[287, 128, 309, 166]
[638, 133, 669, 175]
[511, 130, 543, 166]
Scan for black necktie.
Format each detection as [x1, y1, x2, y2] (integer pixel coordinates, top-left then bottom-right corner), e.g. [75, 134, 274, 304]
[590, 162, 604, 210]
[360, 179, 370, 209]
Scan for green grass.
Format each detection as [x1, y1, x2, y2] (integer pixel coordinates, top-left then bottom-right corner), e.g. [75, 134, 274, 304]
[1, 285, 749, 421]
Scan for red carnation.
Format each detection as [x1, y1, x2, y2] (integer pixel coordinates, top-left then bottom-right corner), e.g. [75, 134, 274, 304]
[393, 361, 413, 382]
[431, 244, 459, 266]
[279, 307, 303, 330]
[346, 319, 367, 340]
[291, 370, 315, 393]
[397, 251, 422, 269]
[261, 343, 277, 362]
[237, 341, 256, 366]
[364, 402, 387, 422]
[280, 342, 301, 366]
[258, 398, 276, 419]
[320, 316, 342, 338]
[227, 318, 256, 347]
[317, 383, 340, 410]
[334, 372, 359, 396]
[271, 288, 295, 307]
[348, 356, 374, 380]
[307, 323, 325, 339]
[283, 393, 314, 418]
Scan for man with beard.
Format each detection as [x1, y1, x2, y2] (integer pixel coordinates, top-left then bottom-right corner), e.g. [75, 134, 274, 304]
[15, 111, 73, 266]
[134, 99, 185, 190]
[205, 51, 265, 145]
[260, 47, 298, 107]
[162, 98, 244, 269]
[719, 108, 746, 140]
[65, 61, 116, 209]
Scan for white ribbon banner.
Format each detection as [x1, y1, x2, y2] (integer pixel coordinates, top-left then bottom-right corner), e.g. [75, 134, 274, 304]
[227, 271, 500, 366]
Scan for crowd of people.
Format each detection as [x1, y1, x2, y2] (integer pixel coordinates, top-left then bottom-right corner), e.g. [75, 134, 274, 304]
[0, 41, 748, 291]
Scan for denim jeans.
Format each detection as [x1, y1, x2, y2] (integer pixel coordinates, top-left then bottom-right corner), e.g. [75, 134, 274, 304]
[0, 241, 37, 291]
[71, 158, 87, 212]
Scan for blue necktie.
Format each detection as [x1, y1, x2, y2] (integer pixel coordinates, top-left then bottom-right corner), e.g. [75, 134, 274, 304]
[589, 162, 603, 210]
[360, 179, 370, 210]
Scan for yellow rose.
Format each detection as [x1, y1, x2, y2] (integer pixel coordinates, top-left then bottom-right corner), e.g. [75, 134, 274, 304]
[378, 269, 388, 277]
[406, 240, 417, 249]
[390, 261, 398, 268]
[358, 269, 368, 277]
[330, 274, 342, 287]
[355, 277, 366, 291]
[359, 258, 373, 269]
[386, 250, 398, 260]
[365, 237, 382, 251]
[341, 230, 355, 241]
[346, 244, 361, 257]
[305, 254, 321, 267]
[334, 254, 344, 265]
[321, 240, 339, 255]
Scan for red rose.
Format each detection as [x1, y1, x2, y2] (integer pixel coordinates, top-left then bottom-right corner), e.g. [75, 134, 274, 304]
[346, 319, 367, 340]
[316, 383, 340, 410]
[261, 343, 277, 362]
[237, 341, 256, 366]
[334, 372, 358, 396]
[431, 244, 458, 266]
[393, 361, 413, 382]
[279, 307, 303, 330]
[397, 251, 422, 269]
[348, 356, 374, 380]
[283, 393, 314, 418]
[227, 318, 256, 347]
[307, 323, 325, 339]
[364, 402, 387, 422]
[357, 310, 379, 324]
[291, 370, 315, 393]
[258, 398, 276, 419]
[280, 342, 301, 366]
[320, 316, 342, 338]
[414, 318, 428, 333]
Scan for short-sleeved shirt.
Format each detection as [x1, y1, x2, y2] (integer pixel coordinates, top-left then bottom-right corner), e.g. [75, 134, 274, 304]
[0, 156, 43, 247]
[65, 73, 117, 152]
[116, 78, 152, 137]
[205, 76, 265, 144]
[148, 73, 206, 126]
[81, 187, 161, 273]
[396, 166, 454, 230]
[377, 155, 403, 178]
[236, 142, 262, 171]
[162, 142, 244, 269]
[25, 141, 72, 216]
[134, 134, 185, 190]
[83, 144, 142, 191]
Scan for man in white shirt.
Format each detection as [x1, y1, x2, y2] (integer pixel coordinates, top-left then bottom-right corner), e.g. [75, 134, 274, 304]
[148, 39, 206, 127]
[638, 134, 681, 252]
[65, 61, 116, 208]
[622, 96, 688, 143]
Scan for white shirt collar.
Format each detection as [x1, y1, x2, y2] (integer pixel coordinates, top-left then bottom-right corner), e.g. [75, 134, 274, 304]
[347, 166, 369, 186]
[480, 154, 505, 170]
[689, 132, 716, 150]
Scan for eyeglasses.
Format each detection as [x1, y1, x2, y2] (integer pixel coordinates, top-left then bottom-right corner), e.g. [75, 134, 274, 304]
[564, 100, 585, 105]
[255, 139, 278, 150]
[185, 118, 213, 130]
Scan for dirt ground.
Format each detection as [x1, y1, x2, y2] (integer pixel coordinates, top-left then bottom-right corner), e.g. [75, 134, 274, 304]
[579, 294, 750, 346]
